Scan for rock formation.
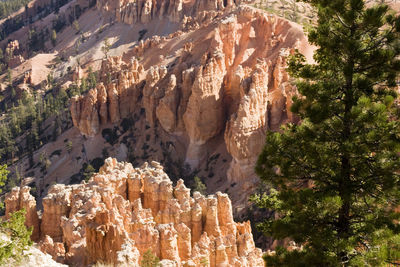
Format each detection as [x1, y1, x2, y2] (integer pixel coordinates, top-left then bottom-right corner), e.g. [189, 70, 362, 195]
[5, 40, 25, 68]
[5, 158, 264, 266]
[70, 1, 312, 198]
[71, 57, 144, 136]
[96, 0, 240, 24]
[5, 186, 40, 241]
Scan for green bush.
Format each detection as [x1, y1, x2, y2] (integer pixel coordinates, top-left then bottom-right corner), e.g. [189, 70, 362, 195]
[83, 164, 95, 182]
[192, 176, 207, 195]
[141, 249, 159, 267]
[0, 209, 32, 265]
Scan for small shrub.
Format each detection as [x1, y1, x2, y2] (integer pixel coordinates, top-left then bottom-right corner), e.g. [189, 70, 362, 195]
[65, 141, 73, 153]
[192, 176, 207, 195]
[141, 249, 159, 267]
[83, 164, 95, 182]
[72, 20, 80, 34]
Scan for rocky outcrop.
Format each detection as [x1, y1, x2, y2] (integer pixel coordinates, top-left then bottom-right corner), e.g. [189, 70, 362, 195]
[39, 235, 66, 263]
[70, 89, 101, 138]
[41, 184, 72, 241]
[71, 57, 144, 136]
[96, 0, 240, 24]
[5, 186, 40, 241]
[5, 158, 264, 266]
[183, 54, 227, 167]
[224, 51, 297, 194]
[70, 3, 313, 200]
[5, 40, 25, 68]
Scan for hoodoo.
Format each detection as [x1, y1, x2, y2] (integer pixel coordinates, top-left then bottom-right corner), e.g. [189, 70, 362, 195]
[5, 158, 264, 266]
[70, 0, 313, 202]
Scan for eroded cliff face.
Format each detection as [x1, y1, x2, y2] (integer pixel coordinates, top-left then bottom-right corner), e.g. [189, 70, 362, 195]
[70, 0, 312, 203]
[5, 158, 264, 267]
[96, 0, 240, 24]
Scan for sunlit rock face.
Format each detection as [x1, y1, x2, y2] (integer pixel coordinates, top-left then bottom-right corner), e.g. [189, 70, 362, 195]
[70, 0, 312, 202]
[5, 158, 264, 266]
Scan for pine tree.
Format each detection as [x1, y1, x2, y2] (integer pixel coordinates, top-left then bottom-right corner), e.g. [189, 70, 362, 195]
[101, 38, 111, 59]
[87, 67, 97, 88]
[0, 209, 33, 264]
[252, 1, 400, 266]
[51, 29, 57, 47]
[0, 164, 9, 194]
[72, 20, 80, 34]
[192, 176, 207, 195]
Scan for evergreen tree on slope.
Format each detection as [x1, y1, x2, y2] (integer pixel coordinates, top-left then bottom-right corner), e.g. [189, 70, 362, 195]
[252, 0, 400, 265]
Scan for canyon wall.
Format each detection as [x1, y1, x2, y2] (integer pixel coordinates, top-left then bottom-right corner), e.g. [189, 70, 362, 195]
[96, 0, 240, 24]
[70, 0, 312, 201]
[5, 158, 264, 266]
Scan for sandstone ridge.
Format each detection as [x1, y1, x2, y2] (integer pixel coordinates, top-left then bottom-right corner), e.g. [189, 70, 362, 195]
[5, 158, 264, 266]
